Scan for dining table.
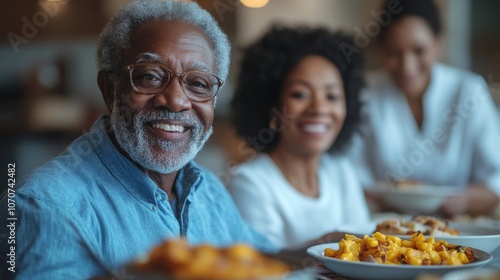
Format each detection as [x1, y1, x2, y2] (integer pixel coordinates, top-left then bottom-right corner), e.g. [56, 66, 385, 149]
[91, 212, 500, 280]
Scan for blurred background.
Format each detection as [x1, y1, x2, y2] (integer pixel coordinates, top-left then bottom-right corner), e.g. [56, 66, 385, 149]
[1, 0, 499, 190]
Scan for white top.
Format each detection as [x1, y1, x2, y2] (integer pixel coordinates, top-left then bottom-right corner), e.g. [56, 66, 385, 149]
[227, 154, 370, 249]
[348, 63, 500, 197]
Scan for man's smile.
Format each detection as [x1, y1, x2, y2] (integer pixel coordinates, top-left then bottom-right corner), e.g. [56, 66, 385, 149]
[147, 121, 191, 141]
[151, 122, 186, 133]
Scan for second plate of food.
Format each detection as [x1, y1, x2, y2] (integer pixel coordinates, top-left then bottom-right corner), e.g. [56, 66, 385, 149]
[339, 216, 500, 253]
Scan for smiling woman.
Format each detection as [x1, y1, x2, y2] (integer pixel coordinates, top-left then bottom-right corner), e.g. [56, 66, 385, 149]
[348, 0, 500, 218]
[227, 26, 370, 249]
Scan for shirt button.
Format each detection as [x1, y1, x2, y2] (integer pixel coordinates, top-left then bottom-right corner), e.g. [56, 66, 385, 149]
[152, 205, 157, 211]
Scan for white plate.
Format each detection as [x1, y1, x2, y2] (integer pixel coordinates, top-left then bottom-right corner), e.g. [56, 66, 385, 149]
[366, 184, 457, 214]
[430, 222, 500, 253]
[337, 222, 500, 253]
[307, 243, 493, 280]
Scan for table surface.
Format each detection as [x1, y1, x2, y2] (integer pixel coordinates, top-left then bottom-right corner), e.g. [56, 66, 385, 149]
[93, 213, 500, 280]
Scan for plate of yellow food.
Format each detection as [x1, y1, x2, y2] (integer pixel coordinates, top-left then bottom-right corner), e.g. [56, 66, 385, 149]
[307, 232, 492, 280]
[374, 215, 500, 253]
[127, 238, 314, 280]
[339, 215, 500, 253]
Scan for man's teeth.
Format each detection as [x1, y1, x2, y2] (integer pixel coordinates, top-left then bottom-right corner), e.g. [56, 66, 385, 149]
[302, 124, 327, 133]
[152, 123, 185, 132]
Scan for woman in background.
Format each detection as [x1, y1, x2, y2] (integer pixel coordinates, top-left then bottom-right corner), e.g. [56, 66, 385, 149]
[349, 0, 500, 217]
[228, 26, 369, 249]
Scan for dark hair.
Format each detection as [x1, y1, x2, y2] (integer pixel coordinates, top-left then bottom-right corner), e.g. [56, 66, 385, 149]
[230, 25, 365, 153]
[378, 0, 441, 42]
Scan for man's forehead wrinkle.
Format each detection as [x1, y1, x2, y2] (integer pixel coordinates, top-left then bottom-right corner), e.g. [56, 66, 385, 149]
[133, 52, 211, 73]
[190, 61, 211, 72]
[164, 32, 215, 58]
[136, 52, 164, 63]
[129, 41, 214, 73]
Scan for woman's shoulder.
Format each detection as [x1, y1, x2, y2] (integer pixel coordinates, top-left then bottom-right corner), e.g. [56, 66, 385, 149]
[432, 63, 492, 106]
[434, 63, 485, 85]
[435, 62, 477, 76]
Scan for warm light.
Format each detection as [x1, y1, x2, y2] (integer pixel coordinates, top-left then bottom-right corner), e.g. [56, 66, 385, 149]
[240, 0, 270, 8]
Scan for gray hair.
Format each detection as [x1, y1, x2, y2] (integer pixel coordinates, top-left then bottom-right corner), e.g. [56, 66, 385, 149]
[96, 0, 231, 81]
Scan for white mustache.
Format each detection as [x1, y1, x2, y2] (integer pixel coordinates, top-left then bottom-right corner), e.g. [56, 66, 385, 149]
[110, 104, 211, 174]
[135, 111, 199, 127]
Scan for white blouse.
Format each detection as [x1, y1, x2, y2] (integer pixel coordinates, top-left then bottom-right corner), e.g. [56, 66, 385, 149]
[227, 154, 370, 249]
[349, 63, 500, 198]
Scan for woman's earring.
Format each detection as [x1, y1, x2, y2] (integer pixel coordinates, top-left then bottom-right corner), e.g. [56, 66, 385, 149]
[269, 116, 279, 131]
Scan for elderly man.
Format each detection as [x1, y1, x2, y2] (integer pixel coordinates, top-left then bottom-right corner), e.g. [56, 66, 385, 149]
[0, 1, 275, 279]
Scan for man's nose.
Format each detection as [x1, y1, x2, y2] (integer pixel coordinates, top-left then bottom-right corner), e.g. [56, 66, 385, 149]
[152, 77, 192, 112]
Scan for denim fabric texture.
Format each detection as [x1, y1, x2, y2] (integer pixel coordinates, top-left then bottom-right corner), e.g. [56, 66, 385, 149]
[0, 116, 276, 280]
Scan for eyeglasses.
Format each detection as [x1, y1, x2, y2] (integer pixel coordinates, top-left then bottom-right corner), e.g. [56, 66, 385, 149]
[126, 63, 223, 102]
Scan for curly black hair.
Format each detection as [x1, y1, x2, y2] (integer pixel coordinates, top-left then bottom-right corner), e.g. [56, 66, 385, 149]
[230, 25, 365, 154]
[378, 0, 441, 42]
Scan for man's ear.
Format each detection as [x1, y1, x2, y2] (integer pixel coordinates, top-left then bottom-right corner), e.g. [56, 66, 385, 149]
[97, 71, 115, 113]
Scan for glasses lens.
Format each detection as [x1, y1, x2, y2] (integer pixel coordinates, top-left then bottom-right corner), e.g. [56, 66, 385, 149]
[182, 71, 219, 101]
[130, 64, 168, 94]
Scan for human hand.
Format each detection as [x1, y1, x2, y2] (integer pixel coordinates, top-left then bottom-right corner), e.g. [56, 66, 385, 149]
[439, 184, 499, 217]
[315, 231, 347, 244]
[439, 193, 468, 218]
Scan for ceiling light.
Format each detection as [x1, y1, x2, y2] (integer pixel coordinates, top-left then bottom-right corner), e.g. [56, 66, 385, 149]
[240, 0, 270, 8]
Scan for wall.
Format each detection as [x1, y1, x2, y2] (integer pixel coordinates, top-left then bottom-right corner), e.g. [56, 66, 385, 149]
[234, 0, 471, 70]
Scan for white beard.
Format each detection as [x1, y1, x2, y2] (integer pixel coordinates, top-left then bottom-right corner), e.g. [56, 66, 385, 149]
[110, 101, 212, 174]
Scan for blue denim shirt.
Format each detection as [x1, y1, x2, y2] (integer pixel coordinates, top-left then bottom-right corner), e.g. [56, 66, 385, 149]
[0, 117, 276, 280]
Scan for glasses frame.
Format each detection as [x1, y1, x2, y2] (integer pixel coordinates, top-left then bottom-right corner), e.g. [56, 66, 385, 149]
[125, 62, 223, 102]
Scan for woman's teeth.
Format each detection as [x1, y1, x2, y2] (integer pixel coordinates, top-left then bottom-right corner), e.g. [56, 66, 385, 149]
[302, 124, 327, 133]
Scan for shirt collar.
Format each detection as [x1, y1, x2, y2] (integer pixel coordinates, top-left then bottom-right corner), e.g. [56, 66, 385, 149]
[174, 161, 203, 204]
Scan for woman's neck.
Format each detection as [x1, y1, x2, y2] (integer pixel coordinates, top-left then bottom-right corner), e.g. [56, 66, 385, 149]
[403, 76, 430, 130]
[269, 146, 322, 198]
[405, 94, 424, 129]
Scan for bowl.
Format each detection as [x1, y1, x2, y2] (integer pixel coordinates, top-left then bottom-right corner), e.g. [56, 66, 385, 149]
[366, 184, 458, 214]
